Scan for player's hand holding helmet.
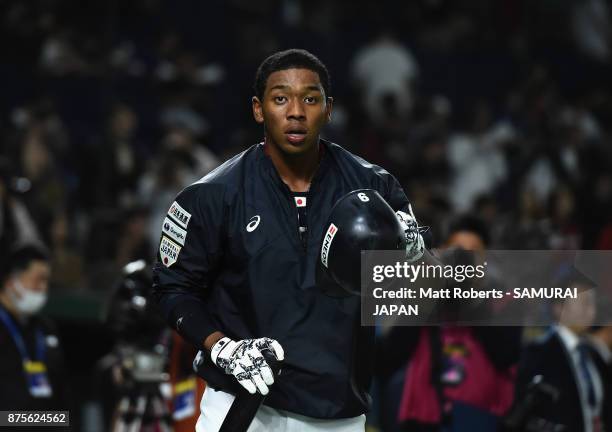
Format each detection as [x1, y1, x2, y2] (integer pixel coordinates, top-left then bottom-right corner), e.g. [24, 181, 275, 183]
[395, 204, 425, 262]
[209, 337, 284, 395]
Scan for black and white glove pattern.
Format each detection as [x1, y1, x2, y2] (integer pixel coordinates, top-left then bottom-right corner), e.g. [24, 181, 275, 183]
[396, 204, 426, 262]
[210, 337, 284, 395]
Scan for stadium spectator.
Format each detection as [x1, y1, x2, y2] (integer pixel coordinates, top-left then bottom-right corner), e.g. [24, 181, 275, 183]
[95, 103, 147, 208]
[351, 31, 419, 126]
[394, 215, 520, 432]
[513, 272, 608, 432]
[0, 245, 70, 411]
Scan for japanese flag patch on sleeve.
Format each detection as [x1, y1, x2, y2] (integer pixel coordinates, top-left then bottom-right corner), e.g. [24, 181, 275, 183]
[160, 236, 182, 267]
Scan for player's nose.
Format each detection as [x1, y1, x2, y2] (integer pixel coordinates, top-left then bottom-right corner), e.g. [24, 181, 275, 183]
[286, 98, 306, 120]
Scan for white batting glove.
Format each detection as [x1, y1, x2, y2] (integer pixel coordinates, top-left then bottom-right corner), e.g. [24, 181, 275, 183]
[210, 337, 284, 395]
[396, 204, 425, 262]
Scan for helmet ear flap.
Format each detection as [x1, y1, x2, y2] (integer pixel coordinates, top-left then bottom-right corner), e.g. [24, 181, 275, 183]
[317, 189, 406, 297]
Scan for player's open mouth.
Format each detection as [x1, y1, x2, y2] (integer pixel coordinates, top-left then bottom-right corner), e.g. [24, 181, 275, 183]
[285, 128, 307, 144]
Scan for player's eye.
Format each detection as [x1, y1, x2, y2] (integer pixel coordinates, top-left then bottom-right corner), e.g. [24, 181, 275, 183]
[274, 96, 287, 104]
[304, 96, 317, 104]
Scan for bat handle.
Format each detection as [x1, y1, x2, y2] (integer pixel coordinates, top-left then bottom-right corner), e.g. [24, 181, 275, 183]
[218, 351, 281, 432]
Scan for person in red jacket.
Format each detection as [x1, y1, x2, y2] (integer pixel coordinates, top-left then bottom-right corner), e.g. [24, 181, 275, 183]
[381, 216, 521, 432]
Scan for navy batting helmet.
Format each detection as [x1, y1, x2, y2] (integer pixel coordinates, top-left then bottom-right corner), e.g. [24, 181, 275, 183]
[317, 189, 406, 297]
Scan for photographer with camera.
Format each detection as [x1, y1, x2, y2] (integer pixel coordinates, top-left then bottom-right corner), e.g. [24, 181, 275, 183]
[100, 260, 204, 432]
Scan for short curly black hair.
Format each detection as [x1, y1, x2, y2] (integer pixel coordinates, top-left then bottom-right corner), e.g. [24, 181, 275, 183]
[1, 244, 49, 285]
[253, 49, 331, 101]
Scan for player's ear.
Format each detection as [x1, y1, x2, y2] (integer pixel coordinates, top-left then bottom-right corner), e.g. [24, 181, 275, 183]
[252, 96, 264, 124]
[325, 97, 333, 123]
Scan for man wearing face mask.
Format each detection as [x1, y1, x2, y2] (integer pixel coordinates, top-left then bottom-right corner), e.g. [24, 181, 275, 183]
[0, 245, 69, 411]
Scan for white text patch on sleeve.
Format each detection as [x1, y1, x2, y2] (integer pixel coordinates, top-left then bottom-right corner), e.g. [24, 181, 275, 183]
[162, 217, 188, 246]
[160, 236, 182, 267]
[168, 201, 191, 229]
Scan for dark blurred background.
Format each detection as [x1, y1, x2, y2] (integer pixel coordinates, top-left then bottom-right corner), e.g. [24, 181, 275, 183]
[0, 0, 611, 430]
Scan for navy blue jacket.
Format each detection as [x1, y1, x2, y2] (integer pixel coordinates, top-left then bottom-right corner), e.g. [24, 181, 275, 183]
[152, 140, 410, 418]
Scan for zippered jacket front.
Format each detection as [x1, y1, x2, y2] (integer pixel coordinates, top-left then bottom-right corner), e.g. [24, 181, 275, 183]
[152, 140, 411, 419]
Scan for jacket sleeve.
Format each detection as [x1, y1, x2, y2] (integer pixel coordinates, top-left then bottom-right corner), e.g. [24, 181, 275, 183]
[371, 165, 411, 213]
[151, 182, 225, 349]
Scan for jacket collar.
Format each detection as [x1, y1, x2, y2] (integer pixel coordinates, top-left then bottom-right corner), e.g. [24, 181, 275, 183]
[258, 139, 331, 190]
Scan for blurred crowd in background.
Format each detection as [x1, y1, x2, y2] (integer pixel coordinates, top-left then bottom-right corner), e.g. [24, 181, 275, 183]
[2, 0, 612, 280]
[1, 0, 612, 430]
